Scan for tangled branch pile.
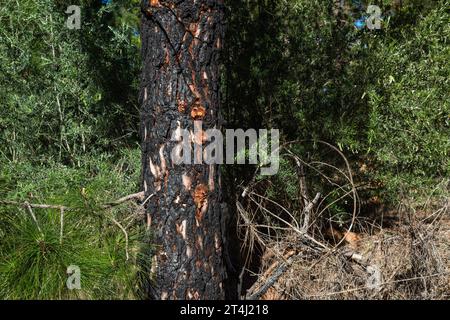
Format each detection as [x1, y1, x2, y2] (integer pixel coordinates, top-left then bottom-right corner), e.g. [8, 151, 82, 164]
[237, 143, 449, 300]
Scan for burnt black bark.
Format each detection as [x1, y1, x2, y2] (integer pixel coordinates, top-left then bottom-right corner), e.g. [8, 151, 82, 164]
[139, 0, 227, 300]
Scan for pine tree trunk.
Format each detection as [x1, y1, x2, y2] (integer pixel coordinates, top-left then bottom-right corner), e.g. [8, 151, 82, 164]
[139, 0, 226, 300]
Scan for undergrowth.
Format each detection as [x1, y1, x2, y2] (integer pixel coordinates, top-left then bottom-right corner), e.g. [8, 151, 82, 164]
[0, 148, 152, 299]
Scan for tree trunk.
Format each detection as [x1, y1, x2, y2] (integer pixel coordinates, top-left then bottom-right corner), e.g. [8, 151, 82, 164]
[139, 0, 227, 300]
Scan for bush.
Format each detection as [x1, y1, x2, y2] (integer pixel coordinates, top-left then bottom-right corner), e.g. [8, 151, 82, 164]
[0, 148, 151, 299]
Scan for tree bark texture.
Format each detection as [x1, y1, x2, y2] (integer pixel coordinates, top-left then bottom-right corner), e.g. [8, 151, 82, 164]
[139, 0, 226, 300]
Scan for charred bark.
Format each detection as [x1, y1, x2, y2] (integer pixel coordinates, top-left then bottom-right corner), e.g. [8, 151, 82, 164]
[139, 0, 227, 300]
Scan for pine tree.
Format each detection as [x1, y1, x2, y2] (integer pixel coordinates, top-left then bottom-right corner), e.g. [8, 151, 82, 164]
[139, 0, 227, 300]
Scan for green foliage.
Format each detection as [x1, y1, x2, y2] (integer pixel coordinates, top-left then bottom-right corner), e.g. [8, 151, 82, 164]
[263, 157, 300, 204]
[0, 0, 149, 300]
[224, 0, 449, 206]
[0, 148, 151, 299]
[0, 0, 141, 165]
[365, 3, 450, 192]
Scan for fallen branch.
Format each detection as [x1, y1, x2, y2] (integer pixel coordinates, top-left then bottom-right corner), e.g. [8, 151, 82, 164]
[1, 200, 69, 210]
[246, 253, 297, 300]
[0, 191, 145, 212]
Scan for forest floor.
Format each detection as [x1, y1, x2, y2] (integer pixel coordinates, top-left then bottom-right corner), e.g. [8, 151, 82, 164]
[243, 204, 450, 300]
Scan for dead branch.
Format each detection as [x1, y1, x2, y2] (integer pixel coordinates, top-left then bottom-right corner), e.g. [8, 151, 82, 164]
[0, 191, 145, 212]
[111, 216, 130, 261]
[102, 191, 145, 208]
[24, 202, 42, 234]
[1, 200, 69, 210]
[246, 251, 297, 300]
[302, 192, 321, 232]
[59, 207, 64, 244]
